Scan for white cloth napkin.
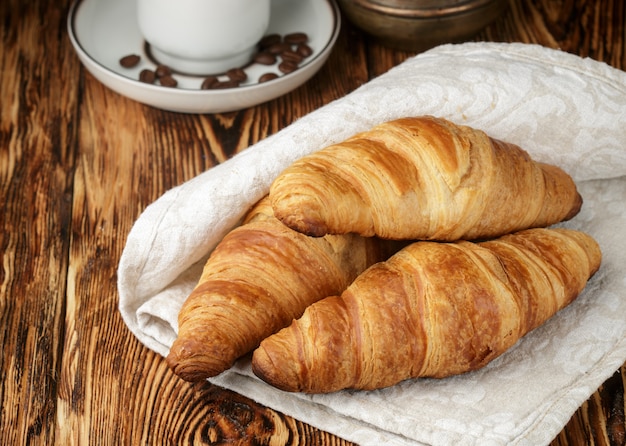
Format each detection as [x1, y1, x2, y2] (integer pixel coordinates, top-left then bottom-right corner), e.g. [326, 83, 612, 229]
[118, 42, 626, 446]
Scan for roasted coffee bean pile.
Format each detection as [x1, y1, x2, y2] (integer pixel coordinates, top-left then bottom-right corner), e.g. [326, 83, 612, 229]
[253, 32, 312, 77]
[118, 53, 177, 87]
[118, 32, 312, 90]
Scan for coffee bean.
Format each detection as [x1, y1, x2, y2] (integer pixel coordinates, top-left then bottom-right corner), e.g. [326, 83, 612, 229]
[268, 42, 291, 55]
[139, 69, 156, 84]
[155, 64, 172, 78]
[278, 61, 298, 74]
[280, 50, 303, 64]
[296, 43, 313, 58]
[254, 51, 277, 65]
[120, 54, 141, 68]
[159, 75, 178, 87]
[259, 72, 279, 83]
[259, 33, 281, 49]
[201, 76, 219, 89]
[212, 80, 240, 89]
[226, 68, 247, 82]
[284, 32, 308, 44]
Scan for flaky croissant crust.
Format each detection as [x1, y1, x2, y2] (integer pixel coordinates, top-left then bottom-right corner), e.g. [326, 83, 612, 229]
[252, 228, 602, 393]
[269, 116, 582, 240]
[166, 197, 401, 382]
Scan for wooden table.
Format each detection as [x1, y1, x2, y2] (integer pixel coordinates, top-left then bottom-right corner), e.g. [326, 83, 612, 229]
[1, 0, 624, 444]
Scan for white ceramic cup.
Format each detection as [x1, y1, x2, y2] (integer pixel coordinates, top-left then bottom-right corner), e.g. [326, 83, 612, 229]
[137, 0, 271, 75]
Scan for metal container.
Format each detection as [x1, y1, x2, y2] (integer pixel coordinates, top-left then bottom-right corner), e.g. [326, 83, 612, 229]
[337, 0, 508, 51]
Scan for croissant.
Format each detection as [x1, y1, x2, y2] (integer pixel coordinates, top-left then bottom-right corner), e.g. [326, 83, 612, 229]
[252, 228, 602, 393]
[269, 116, 582, 240]
[166, 196, 402, 382]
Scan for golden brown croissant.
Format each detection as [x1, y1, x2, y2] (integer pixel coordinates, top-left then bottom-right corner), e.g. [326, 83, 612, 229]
[269, 116, 582, 240]
[252, 228, 602, 393]
[166, 196, 402, 382]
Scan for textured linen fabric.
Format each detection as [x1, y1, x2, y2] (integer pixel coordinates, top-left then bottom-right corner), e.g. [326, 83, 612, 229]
[117, 42, 626, 446]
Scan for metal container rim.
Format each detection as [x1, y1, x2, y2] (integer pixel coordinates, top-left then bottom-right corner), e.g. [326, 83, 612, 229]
[344, 0, 503, 19]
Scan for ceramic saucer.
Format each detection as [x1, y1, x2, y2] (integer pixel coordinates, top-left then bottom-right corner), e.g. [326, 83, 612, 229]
[68, 0, 341, 113]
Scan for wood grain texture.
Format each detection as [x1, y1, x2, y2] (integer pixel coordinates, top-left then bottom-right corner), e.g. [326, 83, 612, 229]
[0, 0, 624, 445]
[0, 1, 79, 444]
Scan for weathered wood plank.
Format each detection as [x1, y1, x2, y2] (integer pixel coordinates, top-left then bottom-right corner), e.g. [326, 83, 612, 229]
[0, 1, 80, 445]
[480, 0, 626, 68]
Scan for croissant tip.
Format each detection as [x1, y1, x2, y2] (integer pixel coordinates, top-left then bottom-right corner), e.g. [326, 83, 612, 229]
[565, 192, 584, 221]
[251, 346, 299, 393]
[277, 214, 328, 237]
[166, 340, 224, 382]
[169, 367, 209, 383]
